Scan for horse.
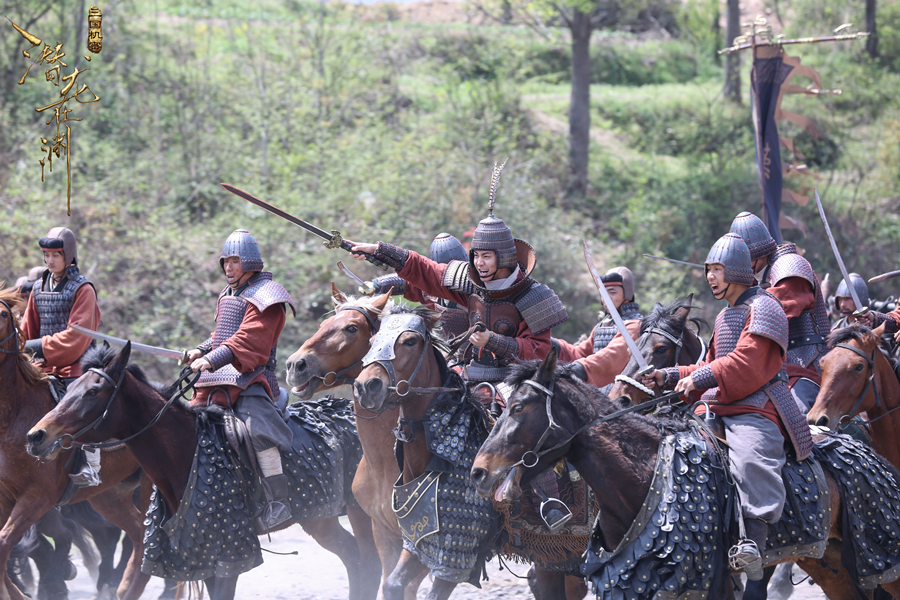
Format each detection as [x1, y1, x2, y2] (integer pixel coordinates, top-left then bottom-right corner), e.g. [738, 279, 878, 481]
[471, 346, 900, 600]
[352, 304, 591, 600]
[25, 341, 380, 600]
[607, 295, 707, 405]
[808, 323, 900, 470]
[0, 286, 150, 600]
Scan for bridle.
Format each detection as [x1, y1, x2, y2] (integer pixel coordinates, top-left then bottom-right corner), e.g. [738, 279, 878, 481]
[309, 305, 380, 393]
[832, 342, 900, 429]
[0, 299, 21, 355]
[614, 322, 703, 396]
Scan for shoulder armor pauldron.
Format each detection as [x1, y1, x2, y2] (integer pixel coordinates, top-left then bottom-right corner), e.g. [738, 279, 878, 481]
[747, 290, 789, 353]
[441, 260, 475, 295]
[767, 246, 816, 289]
[514, 281, 569, 335]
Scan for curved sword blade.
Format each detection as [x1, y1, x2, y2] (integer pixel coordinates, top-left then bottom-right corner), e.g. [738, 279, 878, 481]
[814, 188, 867, 314]
[72, 325, 185, 361]
[337, 261, 366, 287]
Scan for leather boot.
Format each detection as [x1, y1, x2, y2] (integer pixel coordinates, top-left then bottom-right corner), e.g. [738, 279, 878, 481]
[730, 518, 767, 581]
[260, 474, 292, 530]
[69, 448, 101, 487]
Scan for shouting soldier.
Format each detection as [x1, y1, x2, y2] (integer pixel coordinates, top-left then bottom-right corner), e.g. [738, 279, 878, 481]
[184, 229, 296, 530]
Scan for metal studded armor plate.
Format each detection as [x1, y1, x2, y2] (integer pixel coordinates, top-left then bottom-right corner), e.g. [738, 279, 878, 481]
[441, 260, 476, 296]
[197, 272, 295, 396]
[581, 428, 831, 599]
[372, 274, 407, 296]
[33, 266, 94, 337]
[592, 303, 642, 352]
[392, 374, 498, 585]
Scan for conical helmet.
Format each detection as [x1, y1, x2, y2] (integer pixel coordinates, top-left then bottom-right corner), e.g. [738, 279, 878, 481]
[706, 233, 755, 286]
[604, 266, 636, 302]
[39, 227, 78, 265]
[836, 273, 869, 306]
[220, 229, 263, 272]
[729, 212, 776, 261]
[470, 161, 518, 270]
[429, 233, 467, 264]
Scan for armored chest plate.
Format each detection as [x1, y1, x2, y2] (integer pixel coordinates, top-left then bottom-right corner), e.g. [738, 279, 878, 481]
[468, 295, 521, 337]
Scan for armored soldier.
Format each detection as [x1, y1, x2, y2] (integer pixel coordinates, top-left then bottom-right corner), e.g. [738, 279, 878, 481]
[15, 266, 46, 300]
[364, 233, 470, 339]
[22, 227, 102, 486]
[831, 273, 869, 329]
[643, 233, 812, 581]
[729, 212, 829, 411]
[349, 164, 570, 531]
[184, 229, 296, 530]
[555, 266, 642, 388]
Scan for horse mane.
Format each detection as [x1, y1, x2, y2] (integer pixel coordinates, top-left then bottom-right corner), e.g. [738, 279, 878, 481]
[0, 286, 46, 387]
[640, 297, 708, 336]
[334, 293, 395, 319]
[382, 304, 450, 354]
[81, 344, 181, 401]
[826, 323, 874, 349]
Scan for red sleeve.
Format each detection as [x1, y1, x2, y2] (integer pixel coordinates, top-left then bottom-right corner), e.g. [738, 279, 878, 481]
[397, 251, 470, 307]
[575, 320, 642, 388]
[41, 285, 101, 371]
[223, 304, 286, 373]
[21, 291, 39, 341]
[556, 330, 594, 362]
[512, 321, 552, 361]
[766, 277, 815, 320]
[403, 283, 429, 305]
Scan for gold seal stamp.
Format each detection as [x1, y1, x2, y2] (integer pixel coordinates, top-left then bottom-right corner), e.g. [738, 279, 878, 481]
[87, 6, 102, 53]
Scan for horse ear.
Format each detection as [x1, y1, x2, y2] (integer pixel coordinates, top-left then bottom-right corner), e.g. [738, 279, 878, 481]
[423, 309, 441, 332]
[670, 294, 694, 326]
[331, 282, 349, 311]
[654, 301, 663, 311]
[109, 341, 131, 376]
[101, 340, 110, 350]
[535, 343, 558, 384]
[873, 323, 887, 338]
[370, 289, 392, 313]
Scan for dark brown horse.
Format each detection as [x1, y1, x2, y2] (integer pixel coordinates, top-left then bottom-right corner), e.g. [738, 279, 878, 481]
[471, 346, 900, 600]
[608, 295, 707, 405]
[25, 341, 380, 600]
[0, 287, 150, 600]
[808, 323, 900, 470]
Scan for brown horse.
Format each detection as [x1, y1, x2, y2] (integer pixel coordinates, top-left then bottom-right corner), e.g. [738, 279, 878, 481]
[808, 323, 900, 470]
[607, 295, 707, 405]
[25, 341, 380, 600]
[471, 346, 900, 600]
[0, 287, 150, 600]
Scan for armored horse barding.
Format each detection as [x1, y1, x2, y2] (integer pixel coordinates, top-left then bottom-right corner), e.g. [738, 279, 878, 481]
[25, 341, 380, 600]
[0, 286, 151, 600]
[472, 346, 900, 600]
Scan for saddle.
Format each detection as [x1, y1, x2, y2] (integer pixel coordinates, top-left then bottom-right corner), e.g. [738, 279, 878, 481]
[222, 412, 260, 477]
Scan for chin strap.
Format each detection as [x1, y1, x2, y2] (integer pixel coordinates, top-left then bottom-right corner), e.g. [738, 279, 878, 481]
[712, 283, 731, 301]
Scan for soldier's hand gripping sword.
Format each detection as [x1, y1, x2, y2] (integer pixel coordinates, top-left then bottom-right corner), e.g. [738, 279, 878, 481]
[72, 325, 189, 363]
[814, 188, 868, 317]
[221, 184, 389, 271]
[583, 241, 654, 382]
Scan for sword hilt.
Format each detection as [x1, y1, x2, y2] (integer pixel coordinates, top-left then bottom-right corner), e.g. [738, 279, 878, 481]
[326, 231, 389, 271]
[852, 307, 871, 318]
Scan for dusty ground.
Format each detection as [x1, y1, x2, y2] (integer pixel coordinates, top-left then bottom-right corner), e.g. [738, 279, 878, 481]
[55, 515, 827, 599]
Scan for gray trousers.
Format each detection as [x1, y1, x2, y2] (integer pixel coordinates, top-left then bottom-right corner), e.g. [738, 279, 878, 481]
[723, 412, 787, 524]
[233, 383, 293, 453]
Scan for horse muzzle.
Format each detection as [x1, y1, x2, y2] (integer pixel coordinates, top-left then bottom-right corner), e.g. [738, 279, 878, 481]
[353, 377, 387, 411]
[25, 427, 61, 460]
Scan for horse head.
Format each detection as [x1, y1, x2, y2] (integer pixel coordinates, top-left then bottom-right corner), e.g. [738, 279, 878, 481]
[27, 341, 132, 460]
[471, 346, 587, 502]
[352, 305, 442, 413]
[609, 295, 705, 405]
[808, 323, 889, 430]
[285, 284, 392, 400]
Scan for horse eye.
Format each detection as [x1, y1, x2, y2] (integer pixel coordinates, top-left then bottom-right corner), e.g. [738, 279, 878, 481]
[344, 325, 358, 333]
[653, 346, 668, 355]
[403, 338, 417, 346]
[0, 311, 7, 319]
[511, 404, 524, 414]
[855, 364, 864, 372]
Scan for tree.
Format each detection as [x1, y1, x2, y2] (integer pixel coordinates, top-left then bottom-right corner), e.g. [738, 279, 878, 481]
[723, 0, 741, 102]
[866, 0, 878, 58]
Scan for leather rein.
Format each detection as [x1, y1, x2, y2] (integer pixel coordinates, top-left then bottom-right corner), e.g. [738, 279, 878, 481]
[0, 299, 21, 355]
[833, 342, 900, 429]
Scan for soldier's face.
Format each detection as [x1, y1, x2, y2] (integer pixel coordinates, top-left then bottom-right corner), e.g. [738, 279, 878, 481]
[42, 250, 66, 277]
[836, 296, 855, 315]
[603, 285, 625, 311]
[473, 250, 499, 281]
[223, 256, 244, 288]
[706, 264, 727, 299]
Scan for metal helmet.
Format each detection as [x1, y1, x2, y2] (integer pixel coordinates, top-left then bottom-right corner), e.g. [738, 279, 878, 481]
[38, 227, 78, 265]
[429, 233, 467, 264]
[470, 161, 518, 271]
[705, 233, 755, 286]
[603, 266, 636, 302]
[835, 273, 869, 306]
[219, 229, 264, 273]
[729, 212, 777, 261]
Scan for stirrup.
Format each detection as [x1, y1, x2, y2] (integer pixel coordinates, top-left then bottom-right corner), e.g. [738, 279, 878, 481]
[69, 466, 101, 488]
[728, 538, 763, 580]
[540, 498, 573, 534]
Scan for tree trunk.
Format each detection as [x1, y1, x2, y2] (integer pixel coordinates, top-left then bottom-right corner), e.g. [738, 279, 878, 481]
[724, 0, 741, 103]
[566, 9, 591, 200]
[866, 0, 878, 58]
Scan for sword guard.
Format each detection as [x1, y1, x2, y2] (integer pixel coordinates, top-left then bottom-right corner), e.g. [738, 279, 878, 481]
[323, 230, 344, 250]
[852, 307, 871, 318]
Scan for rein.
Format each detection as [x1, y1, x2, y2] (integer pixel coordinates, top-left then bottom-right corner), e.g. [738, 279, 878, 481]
[0, 299, 21, 355]
[309, 305, 381, 394]
[834, 342, 899, 429]
[614, 323, 692, 397]
[60, 367, 200, 451]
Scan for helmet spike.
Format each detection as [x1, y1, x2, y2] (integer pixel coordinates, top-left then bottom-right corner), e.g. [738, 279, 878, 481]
[487, 159, 508, 217]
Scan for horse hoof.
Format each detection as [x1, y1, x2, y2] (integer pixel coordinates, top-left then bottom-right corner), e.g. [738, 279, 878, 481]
[64, 560, 77, 581]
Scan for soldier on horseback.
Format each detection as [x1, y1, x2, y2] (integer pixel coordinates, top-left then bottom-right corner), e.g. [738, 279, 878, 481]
[183, 229, 297, 530]
[729, 211, 830, 412]
[555, 266, 642, 388]
[22, 227, 102, 487]
[348, 163, 572, 532]
[643, 233, 812, 582]
[832, 273, 870, 329]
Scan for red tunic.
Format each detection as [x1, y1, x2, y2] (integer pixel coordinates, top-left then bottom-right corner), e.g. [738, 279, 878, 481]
[396, 251, 552, 361]
[674, 318, 787, 437]
[764, 276, 822, 386]
[191, 304, 286, 408]
[21, 285, 101, 379]
[558, 320, 642, 388]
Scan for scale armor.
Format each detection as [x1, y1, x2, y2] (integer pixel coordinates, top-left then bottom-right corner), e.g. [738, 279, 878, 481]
[695, 290, 812, 460]
[836, 273, 869, 306]
[729, 211, 777, 261]
[219, 229, 264, 273]
[32, 265, 94, 338]
[371, 274, 406, 296]
[765, 243, 831, 370]
[197, 272, 295, 397]
[705, 233, 755, 286]
[592, 302, 642, 352]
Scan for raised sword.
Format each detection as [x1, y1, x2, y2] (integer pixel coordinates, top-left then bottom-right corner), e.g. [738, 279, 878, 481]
[72, 325, 188, 362]
[337, 261, 375, 295]
[221, 183, 389, 271]
[869, 269, 900, 284]
[814, 188, 868, 316]
[642, 253, 704, 269]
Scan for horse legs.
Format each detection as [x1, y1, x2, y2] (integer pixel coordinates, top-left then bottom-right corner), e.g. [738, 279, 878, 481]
[797, 545, 867, 600]
[87, 483, 150, 600]
[204, 576, 238, 600]
[383, 550, 429, 600]
[346, 504, 382, 600]
[423, 577, 457, 600]
[0, 497, 54, 600]
[743, 565, 776, 600]
[301, 516, 362, 600]
[533, 568, 568, 600]
[564, 574, 588, 600]
[32, 510, 77, 600]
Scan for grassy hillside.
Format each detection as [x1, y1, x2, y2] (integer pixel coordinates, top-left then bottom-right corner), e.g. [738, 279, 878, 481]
[1, 0, 898, 379]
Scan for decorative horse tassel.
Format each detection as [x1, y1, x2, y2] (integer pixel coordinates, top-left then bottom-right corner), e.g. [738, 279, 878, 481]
[488, 159, 508, 217]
